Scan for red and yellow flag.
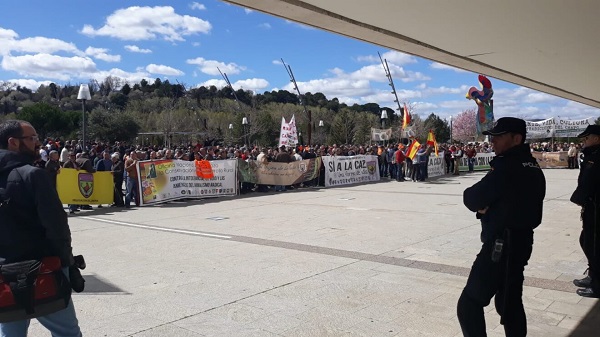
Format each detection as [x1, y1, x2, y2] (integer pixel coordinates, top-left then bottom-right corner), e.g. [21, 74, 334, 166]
[406, 138, 421, 160]
[426, 130, 439, 156]
[402, 103, 411, 130]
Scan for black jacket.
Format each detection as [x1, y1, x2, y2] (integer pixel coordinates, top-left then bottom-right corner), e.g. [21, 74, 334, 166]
[463, 144, 546, 242]
[0, 150, 74, 266]
[571, 144, 600, 208]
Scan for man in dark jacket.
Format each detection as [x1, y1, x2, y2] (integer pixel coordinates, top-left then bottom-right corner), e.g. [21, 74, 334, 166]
[457, 117, 546, 337]
[111, 152, 125, 207]
[0, 120, 81, 336]
[570, 124, 600, 298]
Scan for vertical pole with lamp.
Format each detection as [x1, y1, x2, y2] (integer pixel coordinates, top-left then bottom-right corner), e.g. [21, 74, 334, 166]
[77, 84, 91, 150]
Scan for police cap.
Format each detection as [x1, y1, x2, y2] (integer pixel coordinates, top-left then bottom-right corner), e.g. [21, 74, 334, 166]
[482, 117, 526, 137]
[577, 124, 600, 138]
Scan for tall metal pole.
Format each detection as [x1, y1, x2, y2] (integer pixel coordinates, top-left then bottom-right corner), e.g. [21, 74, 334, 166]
[82, 99, 86, 150]
[218, 67, 242, 111]
[281, 58, 311, 146]
[379, 52, 403, 125]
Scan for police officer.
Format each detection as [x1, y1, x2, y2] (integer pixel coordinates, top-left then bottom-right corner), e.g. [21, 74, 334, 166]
[457, 117, 546, 337]
[570, 124, 600, 298]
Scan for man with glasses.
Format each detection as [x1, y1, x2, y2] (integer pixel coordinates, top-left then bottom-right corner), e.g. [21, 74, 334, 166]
[570, 125, 600, 298]
[458, 117, 546, 337]
[0, 120, 82, 337]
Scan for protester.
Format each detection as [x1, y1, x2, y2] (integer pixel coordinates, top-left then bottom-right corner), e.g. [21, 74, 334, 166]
[458, 117, 546, 337]
[124, 150, 139, 208]
[0, 120, 82, 337]
[111, 152, 125, 208]
[570, 125, 600, 298]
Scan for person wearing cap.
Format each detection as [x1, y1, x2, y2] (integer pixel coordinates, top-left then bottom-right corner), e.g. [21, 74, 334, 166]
[570, 124, 600, 298]
[458, 117, 546, 337]
[567, 142, 578, 169]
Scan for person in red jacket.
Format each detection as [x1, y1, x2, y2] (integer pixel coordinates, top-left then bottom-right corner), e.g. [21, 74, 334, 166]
[395, 145, 406, 182]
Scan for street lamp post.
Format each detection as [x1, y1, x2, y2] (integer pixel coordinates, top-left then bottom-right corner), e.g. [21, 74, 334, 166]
[319, 120, 324, 145]
[228, 123, 233, 145]
[242, 117, 248, 146]
[77, 84, 91, 150]
[449, 115, 453, 143]
[380, 110, 388, 145]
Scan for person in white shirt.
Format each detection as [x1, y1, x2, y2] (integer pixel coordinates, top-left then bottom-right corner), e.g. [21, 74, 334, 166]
[60, 144, 71, 165]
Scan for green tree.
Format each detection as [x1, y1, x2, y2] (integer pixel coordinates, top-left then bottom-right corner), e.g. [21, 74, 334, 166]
[18, 103, 78, 139]
[423, 113, 450, 143]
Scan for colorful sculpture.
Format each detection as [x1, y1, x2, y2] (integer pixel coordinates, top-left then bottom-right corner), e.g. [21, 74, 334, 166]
[466, 75, 494, 135]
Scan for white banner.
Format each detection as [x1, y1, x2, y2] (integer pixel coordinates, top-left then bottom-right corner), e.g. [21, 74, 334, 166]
[526, 118, 555, 139]
[371, 128, 392, 141]
[554, 117, 595, 137]
[278, 115, 298, 147]
[427, 151, 446, 178]
[322, 155, 380, 187]
[526, 117, 595, 138]
[138, 159, 237, 206]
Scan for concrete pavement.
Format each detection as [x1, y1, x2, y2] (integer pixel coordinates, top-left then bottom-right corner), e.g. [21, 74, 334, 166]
[30, 168, 598, 336]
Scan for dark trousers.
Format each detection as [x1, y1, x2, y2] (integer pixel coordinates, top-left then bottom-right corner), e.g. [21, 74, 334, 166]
[113, 180, 124, 206]
[568, 156, 576, 169]
[457, 232, 533, 337]
[411, 163, 420, 181]
[580, 207, 600, 291]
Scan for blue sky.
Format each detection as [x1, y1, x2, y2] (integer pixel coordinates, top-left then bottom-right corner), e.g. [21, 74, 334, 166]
[1, 0, 598, 121]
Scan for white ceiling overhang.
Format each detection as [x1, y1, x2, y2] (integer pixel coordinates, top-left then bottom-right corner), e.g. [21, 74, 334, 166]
[224, 0, 600, 108]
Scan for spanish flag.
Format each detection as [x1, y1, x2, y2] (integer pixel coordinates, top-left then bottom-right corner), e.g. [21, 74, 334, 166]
[426, 130, 439, 156]
[406, 138, 421, 160]
[402, 102, 411, 130]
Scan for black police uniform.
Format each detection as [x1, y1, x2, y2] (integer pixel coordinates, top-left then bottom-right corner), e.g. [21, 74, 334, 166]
[570, 130, 600, 297]
[458, 143, 546, 337]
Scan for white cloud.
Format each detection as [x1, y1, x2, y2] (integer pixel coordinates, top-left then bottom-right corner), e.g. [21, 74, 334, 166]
[196, 79, 226, 88]
[6, 79, 53, 91]
[357, 50, 418, 65]
[85, 47, 121, 62]
[124, 45, 152, 54]
[233, 78, 269, 91]
[430, 62, 468, 73]
[146, 64, 184, 76]
[0, 27, 18, 40]
[244, 8, 253, 14]
[81, 6, 212, 42]
[258, 23, 271, 29]
[186, 57, 245, 75]
[1, 54, 96, 81]
[195, 78, 269, 93]
[192, 42, 201, 47]
[190, 2, 206, 10]
[0, 31, 83, 56]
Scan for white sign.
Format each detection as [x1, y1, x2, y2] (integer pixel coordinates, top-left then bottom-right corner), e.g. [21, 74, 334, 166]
[322, 155, 380, 187]
[427, 151, 446, 178]
[526, 117, 595, 139]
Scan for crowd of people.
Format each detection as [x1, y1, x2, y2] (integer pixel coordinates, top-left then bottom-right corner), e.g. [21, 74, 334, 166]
[32, 136, 586, 209]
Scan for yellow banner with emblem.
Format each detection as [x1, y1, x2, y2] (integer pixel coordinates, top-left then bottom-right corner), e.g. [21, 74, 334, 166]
[56, 168, 114, 205]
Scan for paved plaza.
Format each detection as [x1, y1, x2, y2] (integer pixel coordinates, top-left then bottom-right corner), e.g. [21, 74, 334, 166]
[31, 169, 598, 336]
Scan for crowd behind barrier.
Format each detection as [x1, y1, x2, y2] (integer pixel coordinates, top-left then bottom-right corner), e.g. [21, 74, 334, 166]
[38, 137, 584, 207]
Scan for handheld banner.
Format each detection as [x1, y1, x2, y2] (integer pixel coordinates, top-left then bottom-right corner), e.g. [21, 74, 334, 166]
[138, 159, 237, 206]
[322, 155, 380, 187]
[56, 168, 114, 205]
[237, 158, 321, 186]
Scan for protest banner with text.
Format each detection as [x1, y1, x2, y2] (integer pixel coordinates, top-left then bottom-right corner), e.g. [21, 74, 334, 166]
[237, 158, 321, 186]
[322, 155, 380, 187]
[137, 159, 237, 206]
[57, 168, 113, 205]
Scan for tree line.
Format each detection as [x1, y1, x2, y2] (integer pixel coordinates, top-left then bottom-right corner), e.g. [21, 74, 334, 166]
[0, 76, 477, 146]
